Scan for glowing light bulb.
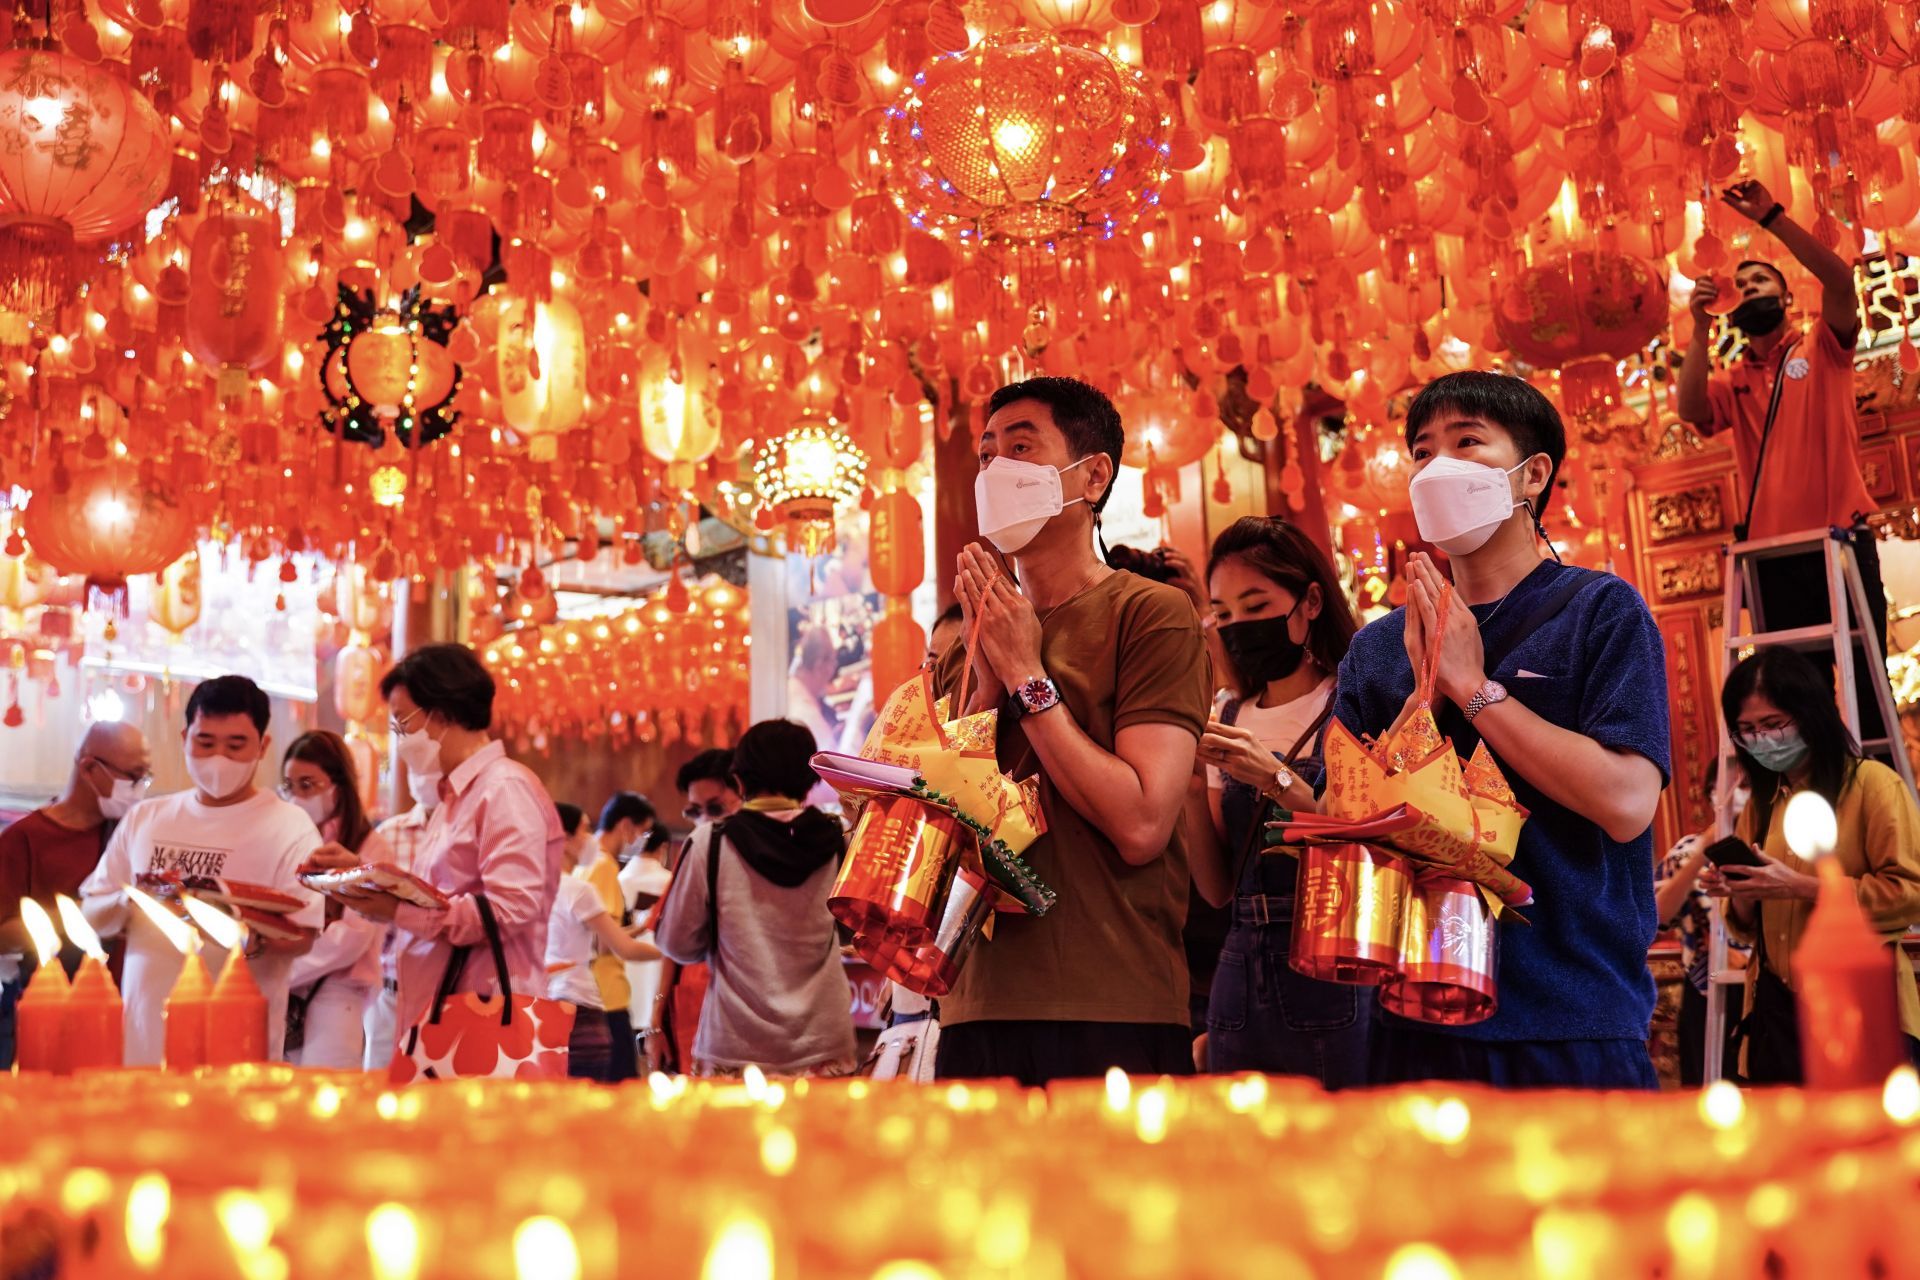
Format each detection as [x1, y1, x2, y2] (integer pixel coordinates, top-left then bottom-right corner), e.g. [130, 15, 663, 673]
[992, 118, 1037, 153]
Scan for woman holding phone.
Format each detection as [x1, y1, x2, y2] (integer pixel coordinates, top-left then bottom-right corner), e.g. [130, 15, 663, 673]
[1708, 648, 1920, 1082]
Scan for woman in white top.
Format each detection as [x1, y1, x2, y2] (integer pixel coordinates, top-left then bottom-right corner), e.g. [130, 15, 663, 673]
[281, 731, 390, 1070]
[546, 801, 661, 1081]
[1183, 517, 1367, 1085]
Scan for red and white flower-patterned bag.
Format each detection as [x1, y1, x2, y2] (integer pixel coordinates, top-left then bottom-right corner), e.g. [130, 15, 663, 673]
[389, 895, 576, 1083]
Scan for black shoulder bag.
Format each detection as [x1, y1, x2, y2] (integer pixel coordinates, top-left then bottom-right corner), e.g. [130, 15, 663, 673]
[1732, 338, 1801, 542]
[1234, 698, 1338, 888]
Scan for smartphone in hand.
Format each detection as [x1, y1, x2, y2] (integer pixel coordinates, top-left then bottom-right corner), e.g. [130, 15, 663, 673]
[1702, 835, 1767, 869]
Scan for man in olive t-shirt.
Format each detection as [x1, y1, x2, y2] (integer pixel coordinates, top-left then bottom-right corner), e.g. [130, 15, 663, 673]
[936, 376, 1210, 1086]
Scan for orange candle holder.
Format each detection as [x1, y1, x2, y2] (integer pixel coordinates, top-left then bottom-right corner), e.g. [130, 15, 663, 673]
[1795, 859, 1907, 1089]
[165, 952, 213, 1071]
[1288, 843, 1412, 985]
[60, 956, 123, 1072]
[14, 956, 70, 1074]
[204, 952, 268, 1066]
[1378, 874, 1499, 1027]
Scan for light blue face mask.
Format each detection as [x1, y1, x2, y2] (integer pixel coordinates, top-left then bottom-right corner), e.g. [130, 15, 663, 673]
[1742, 726, 1810, 775]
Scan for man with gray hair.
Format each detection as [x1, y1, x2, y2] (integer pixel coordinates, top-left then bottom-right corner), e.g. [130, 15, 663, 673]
[0, 719, 152, 1066]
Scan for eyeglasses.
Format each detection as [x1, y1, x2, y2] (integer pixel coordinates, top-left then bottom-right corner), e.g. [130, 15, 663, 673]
[683, 801, 729, 822]
[278, 779, 335, 800]
[389, 705, 428, 736]
[90, 758, 152, 787]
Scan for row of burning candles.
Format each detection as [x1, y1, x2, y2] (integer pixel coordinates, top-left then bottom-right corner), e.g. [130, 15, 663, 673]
[14, 890, 268, 1073]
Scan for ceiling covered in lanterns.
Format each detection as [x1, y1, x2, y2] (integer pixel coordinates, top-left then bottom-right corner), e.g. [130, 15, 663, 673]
[0, 0, 1910, 600]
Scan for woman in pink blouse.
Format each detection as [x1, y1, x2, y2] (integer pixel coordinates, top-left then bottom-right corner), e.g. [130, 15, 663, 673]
[306, 644, 564, 1046]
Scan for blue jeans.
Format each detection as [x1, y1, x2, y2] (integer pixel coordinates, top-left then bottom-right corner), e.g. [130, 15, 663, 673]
[1205, 894, 1372, 1088]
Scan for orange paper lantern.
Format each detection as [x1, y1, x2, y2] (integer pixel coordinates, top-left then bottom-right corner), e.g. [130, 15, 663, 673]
[22, 462, 197, 607]
[867, 488, 925, 597]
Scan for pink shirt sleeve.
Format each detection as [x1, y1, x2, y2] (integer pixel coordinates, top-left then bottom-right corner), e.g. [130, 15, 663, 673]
[393, 773, 557, 947]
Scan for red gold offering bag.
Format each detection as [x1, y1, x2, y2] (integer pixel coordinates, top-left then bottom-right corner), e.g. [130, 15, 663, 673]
[1272, 584, 1530, 1025]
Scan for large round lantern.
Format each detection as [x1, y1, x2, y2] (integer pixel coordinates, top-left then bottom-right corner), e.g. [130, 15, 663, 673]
[21, 462, 197, 609]
[185, 190, 286, 397]
[882, 31, 1172, 247]
[148, 552, 202, 635]
[1493, 250, 1667, 442]
[0, 49, 171, 315]
[345, 314, 459, 415]
[498, 293, 588, 462]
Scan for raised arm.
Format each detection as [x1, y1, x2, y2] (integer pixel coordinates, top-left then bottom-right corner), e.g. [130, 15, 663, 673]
[1721, 179, 1860, 345]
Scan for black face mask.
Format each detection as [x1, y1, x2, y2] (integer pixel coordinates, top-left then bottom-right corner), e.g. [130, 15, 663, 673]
[1218, 604, 1306, 687]
[1728, 295, 1787, 337]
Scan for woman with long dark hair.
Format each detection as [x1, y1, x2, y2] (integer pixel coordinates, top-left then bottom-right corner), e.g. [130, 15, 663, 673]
[1710, 647, 1920, 1082]
[281, 730, 390, 1069]
[1185, 517, 1366, 1082]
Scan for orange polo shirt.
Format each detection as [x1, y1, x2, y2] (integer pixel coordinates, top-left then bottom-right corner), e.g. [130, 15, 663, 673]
[1701, 321, 1874, 539]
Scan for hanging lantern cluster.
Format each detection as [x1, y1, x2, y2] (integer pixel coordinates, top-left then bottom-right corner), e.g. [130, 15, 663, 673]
[480, 576, 750, 754]
[320, 287, 464, 448]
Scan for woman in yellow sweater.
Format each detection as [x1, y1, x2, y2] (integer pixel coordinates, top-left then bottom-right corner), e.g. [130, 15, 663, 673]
[1708, 648, 1920, 1083]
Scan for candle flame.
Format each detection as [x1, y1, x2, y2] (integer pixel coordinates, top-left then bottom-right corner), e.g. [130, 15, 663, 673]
[1885, 1065, 1920, 1124]
[181, 895, 247, 952]
[512, 1216, 579, 1280]
[701, 1214, 773, 1280]
[1383, 1243, 1462, 1280]
[741, 1063, 769, 1099]
[1783, 790, 1837, 860]
[18, 897, 61, 966]
[125, 1172, 171, 1269]
[1699, 1079, 1744, 1129]
[126, 885, 195, 956]
[1104, 1066, 1131, 1112]
[55, 895, 106, 960]
[366, 1203, 421, 1280]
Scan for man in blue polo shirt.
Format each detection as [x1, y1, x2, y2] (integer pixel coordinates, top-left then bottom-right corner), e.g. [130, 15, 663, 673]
[1330, 371, 1672, 1089]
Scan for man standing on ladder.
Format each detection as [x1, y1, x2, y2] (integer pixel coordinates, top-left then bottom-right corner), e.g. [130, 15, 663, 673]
[1676, 179, 1890, 745]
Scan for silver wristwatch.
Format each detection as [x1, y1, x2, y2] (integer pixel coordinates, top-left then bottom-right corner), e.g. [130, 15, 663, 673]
[1263, 763, 1297, 802]
[1463, 679, 1509, 723]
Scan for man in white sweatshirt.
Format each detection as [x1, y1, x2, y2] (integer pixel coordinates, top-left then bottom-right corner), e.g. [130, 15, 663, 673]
[81, 675, 322, 1064]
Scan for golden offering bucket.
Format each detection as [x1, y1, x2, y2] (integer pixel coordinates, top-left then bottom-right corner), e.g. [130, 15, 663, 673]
[860, 864, 996, 998]
[1378, 873, 1499, 1027]
[829, 796, 969, 947]
[1287, 843, 1412, 985]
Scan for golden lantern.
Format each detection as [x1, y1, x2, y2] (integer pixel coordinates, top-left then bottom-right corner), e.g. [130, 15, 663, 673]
[498, 293, 588, 462]
[0, 49, 171, 314]
[21, 461, 197, 610]
[369, 464, 408, 507]
[752, 420, 868, 558]
[148, 552, 202, 635]
[0, 542, 52, 612]
[882, 30, 1171, 247]
[638, 353, 720, 490]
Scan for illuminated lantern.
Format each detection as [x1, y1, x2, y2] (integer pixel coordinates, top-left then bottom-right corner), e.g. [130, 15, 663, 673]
[870, 600, 926, 707]
[883, 31, 1172, 247]
[0, 50, 171, 314]
[345, 314, 459, 416]
[148, 552, 202, 635]
[185, 190, 286, 398]
[498, 293, 588, 461]
[329, 564, 392, 634]
[21, 462, 197, 609]
[638, 354, 719, 489]
[868, 489, 925, 597]
[753, 420, 868, 558]
[1493, 251, 1666, 441]
[334, 643, 382, 724]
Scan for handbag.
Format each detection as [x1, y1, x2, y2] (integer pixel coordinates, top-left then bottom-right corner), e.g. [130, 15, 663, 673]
[1729, 917, 1804, 1085]
[388, 894, 577, 1083]
[282, 974, 325, 1057]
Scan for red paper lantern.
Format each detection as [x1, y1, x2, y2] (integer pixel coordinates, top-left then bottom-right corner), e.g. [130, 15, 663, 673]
[185, 190, 286, 396]
[867, 488, 925, 597]
[870, 601, 926, 708]
[0, 49, 171, 315]
[1492, 250, 1667, 369]
[21, 462, 197, 608]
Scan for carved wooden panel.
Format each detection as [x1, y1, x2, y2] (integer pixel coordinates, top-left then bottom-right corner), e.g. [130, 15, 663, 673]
[1645, 482, 1727, 544]
[1652, 550, 1723, 603]
[1858, 438, 1902, 505]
